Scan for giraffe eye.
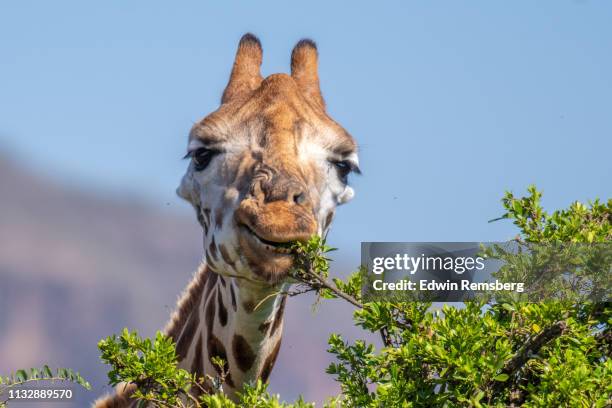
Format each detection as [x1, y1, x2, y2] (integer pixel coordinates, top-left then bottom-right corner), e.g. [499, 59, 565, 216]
[192, 148, 219, 171]
[331, 160, 352, 183]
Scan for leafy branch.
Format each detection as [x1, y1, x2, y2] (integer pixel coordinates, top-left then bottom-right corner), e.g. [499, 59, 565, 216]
[290, 236, 363, 309]
[99, 329, 313, 407]
[99, 329, 200, 407]
[489, 320, 568, 394]
[0, 366, 90, 407]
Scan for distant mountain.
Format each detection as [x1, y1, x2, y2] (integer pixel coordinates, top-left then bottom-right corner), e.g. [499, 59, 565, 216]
[0, 154, 365, 407]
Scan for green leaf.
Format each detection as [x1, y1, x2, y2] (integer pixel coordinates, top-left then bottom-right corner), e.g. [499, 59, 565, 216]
[494, 373, 509, 382]
[15, 370, 27, 383]
[42, 365, 53, 378]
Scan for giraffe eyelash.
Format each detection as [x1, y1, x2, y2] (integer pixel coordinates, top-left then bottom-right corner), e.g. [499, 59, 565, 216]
[183, 147, 223, 160]
[329, 159, 361, 175]
[328, 159, 361, 185]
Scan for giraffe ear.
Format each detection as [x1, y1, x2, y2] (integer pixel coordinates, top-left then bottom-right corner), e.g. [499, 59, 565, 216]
[291, 39, 325, 109]
[222, 33, 263, 104]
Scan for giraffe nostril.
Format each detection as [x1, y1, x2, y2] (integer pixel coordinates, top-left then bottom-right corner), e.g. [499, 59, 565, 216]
[293, 192, 306, 205]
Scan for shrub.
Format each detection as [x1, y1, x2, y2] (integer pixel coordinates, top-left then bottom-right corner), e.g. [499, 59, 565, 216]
[98, 187, 610, 407]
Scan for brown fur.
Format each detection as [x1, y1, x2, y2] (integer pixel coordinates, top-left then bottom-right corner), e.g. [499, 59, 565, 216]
[166, 265, 209, 341]
[222, 34, 263, 104]
[92, 383, 138, 408]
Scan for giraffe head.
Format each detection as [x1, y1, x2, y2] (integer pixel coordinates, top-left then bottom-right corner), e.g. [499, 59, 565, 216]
[178, 34, 359, 284]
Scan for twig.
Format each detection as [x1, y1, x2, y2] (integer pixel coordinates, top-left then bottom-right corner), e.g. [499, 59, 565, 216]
[301, 267, 363, 309]
[491, 320, 567, 393]
[253, 287, 318, 312]
[185, 391, 202, 407]
[379, 326, 392, 347]
[139, 396, 180, 407]
[0, 376, 87, 394]
[287, 286, 318, 297]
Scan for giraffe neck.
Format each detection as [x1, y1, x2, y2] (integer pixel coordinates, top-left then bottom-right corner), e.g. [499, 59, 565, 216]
[168, 265, 287, 398]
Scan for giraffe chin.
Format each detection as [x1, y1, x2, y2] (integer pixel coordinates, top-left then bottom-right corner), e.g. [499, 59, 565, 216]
[236, 224, 301, 283]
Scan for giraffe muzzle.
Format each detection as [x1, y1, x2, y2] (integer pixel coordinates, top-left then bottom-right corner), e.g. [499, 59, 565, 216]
[234, 198, 318, 245]
[240, 223, 294, 254]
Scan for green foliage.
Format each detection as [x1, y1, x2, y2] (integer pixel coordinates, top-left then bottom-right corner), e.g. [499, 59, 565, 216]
[322, 187, 610, 407]
[97, 186, 610, 407]
[99, 329, 314, 407]
[291, 235, 338, 301]
[201, 380, 314, 408]
[0, 365, 90, 407]
[497, 185, 611, 243]
[0, 365, 90, 389]
[332, 268, 364, 303]
[99, 328, 195, 406]
[327, 301, 610, 407]
[483, 185, 611, 303]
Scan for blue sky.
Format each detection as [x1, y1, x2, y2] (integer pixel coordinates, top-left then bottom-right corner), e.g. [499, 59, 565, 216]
[1, 1, 611, 261]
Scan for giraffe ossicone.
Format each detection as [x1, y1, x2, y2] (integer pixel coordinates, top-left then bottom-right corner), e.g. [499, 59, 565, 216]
[94, 33, 359, 407]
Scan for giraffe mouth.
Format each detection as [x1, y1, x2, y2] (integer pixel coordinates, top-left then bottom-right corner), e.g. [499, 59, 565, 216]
[239, 224, 295, 254]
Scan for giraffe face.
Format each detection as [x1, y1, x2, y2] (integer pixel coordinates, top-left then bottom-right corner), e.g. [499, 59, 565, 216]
[178, 35, 359, 283]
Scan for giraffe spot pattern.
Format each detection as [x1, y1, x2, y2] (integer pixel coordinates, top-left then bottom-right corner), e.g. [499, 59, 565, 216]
[217, 287, 228, 327]
[259, 320, 271, 335]
[205, 290, 216, 336]
[225, 372, 235, 388]
[270, 295, 287, 337]
[175, 306, 200, 361]
[204, 272, 218, 301]
[230, 283, 237, 312]
[195, 204, 205, 228]
[214, 207, 224, 229]
[247, 259, 275, 282]
[242, 299, 256, 314]
[190, 333, 205, 383]
[209, 237, 219, 261]
[207, 334, 229, 375]
[205, 251, 216, 270]
[232, 334, 256, 372]
[219, 244, 236, 270]
[199, 207, 211, 236]
[260, 338, 282, 383]
[190, 333, 215, 399]
[202, 208, 211, 236]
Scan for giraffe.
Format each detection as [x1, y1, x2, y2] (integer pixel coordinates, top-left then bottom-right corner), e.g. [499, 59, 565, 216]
[94, 33, 359, 407]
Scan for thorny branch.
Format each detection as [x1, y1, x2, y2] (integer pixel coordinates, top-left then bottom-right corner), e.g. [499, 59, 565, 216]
[491, 320, 568, 394]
